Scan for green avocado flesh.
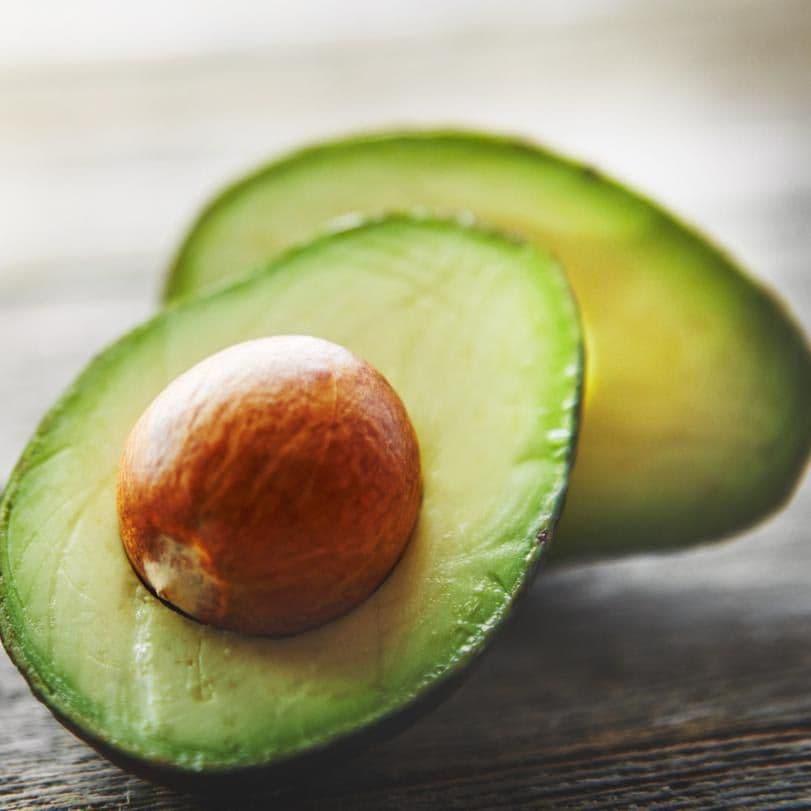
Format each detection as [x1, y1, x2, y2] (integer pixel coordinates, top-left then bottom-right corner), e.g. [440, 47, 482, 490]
[167, 132, 811, 558]
[0, 218, 581, 774]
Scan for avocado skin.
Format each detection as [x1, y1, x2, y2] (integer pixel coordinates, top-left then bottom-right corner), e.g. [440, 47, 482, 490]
[164, 130, 811, 560]
[38, 657, 469, 789]
[0, 216, 580, 784]
[52, 645, 481, 790]
[16, 612, 475, 790]
[1, 528, 552, 789]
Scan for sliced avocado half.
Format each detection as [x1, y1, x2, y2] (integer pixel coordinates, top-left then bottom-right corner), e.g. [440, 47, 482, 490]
[0, 217, 581, 778]
[166, 131, 811, 559]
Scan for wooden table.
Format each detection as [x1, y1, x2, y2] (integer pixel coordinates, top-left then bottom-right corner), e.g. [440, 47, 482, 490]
[1, 1, 809, 807]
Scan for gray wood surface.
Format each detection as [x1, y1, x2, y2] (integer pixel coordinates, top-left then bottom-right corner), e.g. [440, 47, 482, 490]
[1, 1, 810, 807]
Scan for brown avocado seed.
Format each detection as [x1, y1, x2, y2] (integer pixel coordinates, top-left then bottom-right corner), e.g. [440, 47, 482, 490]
[117, 335, 422, 636]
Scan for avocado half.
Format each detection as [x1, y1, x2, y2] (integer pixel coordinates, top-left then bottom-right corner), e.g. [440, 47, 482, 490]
[0, 218, 582, 781]
[166, 131, 811, 559]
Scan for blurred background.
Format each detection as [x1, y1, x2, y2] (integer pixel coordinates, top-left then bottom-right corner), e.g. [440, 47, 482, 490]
[2, 0, 809, 477]
[1, 1, 810, 806]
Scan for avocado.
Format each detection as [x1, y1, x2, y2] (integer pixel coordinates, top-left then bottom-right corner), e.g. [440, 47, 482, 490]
[0, 217, 581, 780]
[165, 131, 811, 559]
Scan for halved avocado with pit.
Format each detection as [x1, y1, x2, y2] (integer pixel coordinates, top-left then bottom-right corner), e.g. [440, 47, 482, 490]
[0, 218, 581, 779]
[166, 131, 811, 559]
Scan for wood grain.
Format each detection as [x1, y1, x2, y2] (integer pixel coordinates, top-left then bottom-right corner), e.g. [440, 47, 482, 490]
[4, 526, 811, 808]
[1, 0, 810, 807]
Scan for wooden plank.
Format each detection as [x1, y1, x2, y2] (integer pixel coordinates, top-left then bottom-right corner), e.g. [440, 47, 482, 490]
[3, 499, 811, 808]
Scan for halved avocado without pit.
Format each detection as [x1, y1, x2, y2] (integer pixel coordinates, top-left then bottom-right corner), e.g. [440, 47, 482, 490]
[166, 131, 811, 559]
[0, 218, 581, 779]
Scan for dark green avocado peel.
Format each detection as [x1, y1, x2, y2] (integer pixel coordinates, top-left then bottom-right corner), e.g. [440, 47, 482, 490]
[0, 217, 582, 781]
[165, 130, 811, 559]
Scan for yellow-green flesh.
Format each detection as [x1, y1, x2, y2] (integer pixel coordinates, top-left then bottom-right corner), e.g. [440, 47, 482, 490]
[0, 219, 581, 771]
[168, 132, 811, 557]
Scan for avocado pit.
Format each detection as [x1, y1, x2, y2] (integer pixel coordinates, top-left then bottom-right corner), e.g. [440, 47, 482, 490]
[116, 335, 422, 636]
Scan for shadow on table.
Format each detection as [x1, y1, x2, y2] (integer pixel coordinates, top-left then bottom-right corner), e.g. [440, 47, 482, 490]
[116, 504, 811, 808]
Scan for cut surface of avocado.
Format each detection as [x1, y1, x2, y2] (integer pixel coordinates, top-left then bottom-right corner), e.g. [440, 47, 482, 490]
[0, 218, 581, 775]
[166, 131, 811, 558]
